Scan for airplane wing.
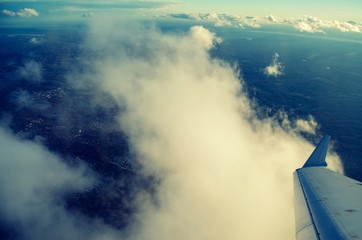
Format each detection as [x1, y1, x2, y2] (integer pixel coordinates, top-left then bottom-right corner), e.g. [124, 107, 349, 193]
[294, 135, 362, 240]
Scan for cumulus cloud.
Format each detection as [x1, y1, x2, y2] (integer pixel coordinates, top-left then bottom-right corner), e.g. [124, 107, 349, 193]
[329, 20, 362, 32]
[282, 16, 327, 34]
[74, 20, 343, 240]
[2, 8, 39, 18]
[263, 53, 284, 77]
[294, 21, 326, 34]
[168, 13, 261, 29]
[265, 15, 279, 23]
[18, 60, 43, 82]
[271, 15, 362, 34]
[189, 25, 222, 48]
[167, 13, 362, 34]
[0, 126, 123, 240]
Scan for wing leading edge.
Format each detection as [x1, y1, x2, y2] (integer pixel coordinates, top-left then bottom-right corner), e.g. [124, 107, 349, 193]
[294, 136, 362, 240]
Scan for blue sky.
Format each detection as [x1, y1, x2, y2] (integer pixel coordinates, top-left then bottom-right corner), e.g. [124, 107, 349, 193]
[0, 0, 361, 21]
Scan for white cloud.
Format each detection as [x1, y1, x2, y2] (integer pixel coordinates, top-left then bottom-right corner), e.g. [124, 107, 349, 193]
[295, 116, 318, 135]
[265, 15, 279, 23]
[329, 20, 361, 32]
[168, 13, 362, 34]
[2, 9, 16, 17]
[190, 25, 222, 49]
[276, 112, 318, 135]
[17, 8, 39, 17]
[2, 8, 39, 18]
[168, 13, 261, 29]
[294, 21, 326, 34]
[263, 53, 284, 77]
[18, 60, 43, 82]
[75, 20, 343, 240]
[279, 15, 362, 34]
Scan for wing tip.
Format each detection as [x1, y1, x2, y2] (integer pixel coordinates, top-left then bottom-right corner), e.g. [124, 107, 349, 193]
[302, 135, 331, 168]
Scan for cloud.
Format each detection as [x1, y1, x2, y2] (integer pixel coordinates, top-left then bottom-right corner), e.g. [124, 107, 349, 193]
[30, 37, 44, 44]
[2, 8, 39, 18]
[189, 25, 222, 49]
[329, 20, 362, 32]
[263, 53, 284, 77]
[74, 20, 343, 240]
[2, 9, 16, 17]
[18, 60, 43, 82]
[11, 90, 34, 109]
[0, 126, 123, 240]
[167, 13, 362, 34]
[279, 15, 362, 34]
[265, 15, 279, 23]
[295, 116, 318, 135]
[168, 13, 261, 29]
[294, 21, 326, 34]
[283, 16, 327, 34]
[82, 12, 94, 18]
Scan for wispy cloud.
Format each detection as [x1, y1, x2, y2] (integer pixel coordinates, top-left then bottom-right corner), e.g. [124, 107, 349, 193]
[18, 60, 43, 82]
[2, 8, 39, 18]
[0, 126, 114, 240]
[30, 37, 44, 44]
[263, 53, 284, 77]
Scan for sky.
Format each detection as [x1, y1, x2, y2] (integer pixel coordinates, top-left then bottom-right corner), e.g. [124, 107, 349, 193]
[179, 0, 362, 20]
[0, 0, 362, 22]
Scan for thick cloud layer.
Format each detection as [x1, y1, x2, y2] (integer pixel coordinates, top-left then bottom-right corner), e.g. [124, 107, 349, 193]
[78, 20, 342, 239]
